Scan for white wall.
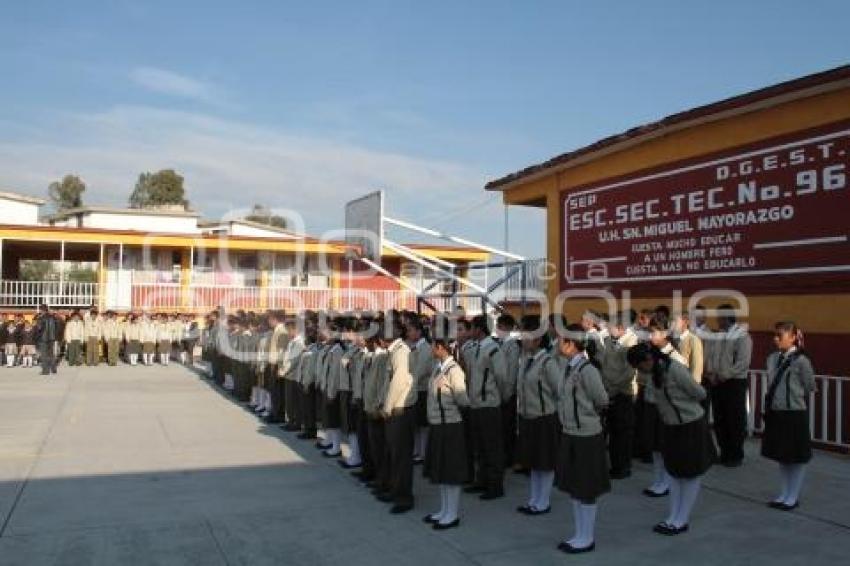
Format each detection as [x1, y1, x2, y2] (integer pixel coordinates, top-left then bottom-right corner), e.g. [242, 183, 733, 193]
[0, 198, 41, 225]
[84, 212, 200, 233]
[228, 223, 295, 239]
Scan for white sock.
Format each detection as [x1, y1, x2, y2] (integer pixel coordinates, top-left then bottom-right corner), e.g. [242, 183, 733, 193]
[575, 503, 597, 547]
[325, 429, 340, 454]
[431, 485, 447, 522]
[776, 465, 791, 503]
[666, 478, 682, 525]
[346, 433, 362, 465]
[536, 471, 554, 511]
[785, 464, 806, 506]
[441, 485, 461, 524]
[651, 452, 669, 493]
[567, 499, 582, 545]
[673, 478, 701, 528]
[528, 470, 541, 508]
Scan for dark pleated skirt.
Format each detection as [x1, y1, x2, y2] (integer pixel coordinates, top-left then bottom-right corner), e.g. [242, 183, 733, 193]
[142, 341, 156, 354]
[158, 340, 170, 354]
[323, 395, 341, 429]
[424, 422, 468, 485]
[415, 391, 429, 427]
[637, 400, 664, 453]
[555, 432, 611, 503]
[126, 340, 141, 356]
[518, 414, 560, 471]
[339, 391, 355, 434]
[662, 416, 716, 479]
[761, 410, 812, 464]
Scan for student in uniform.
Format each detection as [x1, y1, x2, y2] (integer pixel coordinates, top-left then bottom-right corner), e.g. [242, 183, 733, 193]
[281, 317, 306, 431]
[465, 314, 507, 500]
[64, 311, 84, 366]
[378, 315, 416, 514]
[422, 316, 469, 530]
[640, 319, 689, 497]
[340, 322, 367, 468]
[84, 310, 103, 366]
[555, 324, 610, 554]
[4, 316, 19, 367]
[628, 343, 715, 535]
[365, 331, 391, 493]
[704, 305, 753, 467]
[353, 329, 377, 482]
[407, 316, 434, 465]
[102, 311, 121, 366]
[19, 319, 36, 368]
[140, 313, 157, 366]
[600, 313, 638, 479]
[515, 315, 560, 516]
[455, 318, 478, 483]
[321, 321, 345, 457]
[124, 315, 141, 365]
[336, 318, 358, 464]
[495, 314, 521, 471]
[156, 314, 172, 366]
[297, 327, 320, 440]
[762, 321, 815, 511]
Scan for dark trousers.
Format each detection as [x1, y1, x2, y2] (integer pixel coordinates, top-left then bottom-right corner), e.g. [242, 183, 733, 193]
[461, 407, 476, 482]
[386, 406, 416, 506]
[501, 396, 518, 469]
[356, 403, 373, 478]
[212, 352, 224, 384]
[267, 365, 281, 415]
[606, 393, 635, 474]
[67, 340, 82, 366]
[370, 417, 389, 492]
[38, 342, 57, 374]
[633, 388, 651, 460]
[712, 378, 749, 463]
[285, 380, 301, 426]
[275, 376, 287, 421]
[471, 406, 504, 494]
[301, 385, 318, 435]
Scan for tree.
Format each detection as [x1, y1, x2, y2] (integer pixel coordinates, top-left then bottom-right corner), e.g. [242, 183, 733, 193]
[243, 204, 288, 229]
[48, 175, 86, 211]
[129, 169, 188, 208]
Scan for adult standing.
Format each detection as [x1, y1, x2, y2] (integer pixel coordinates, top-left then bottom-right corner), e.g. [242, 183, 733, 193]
[34, 304, 58, 375]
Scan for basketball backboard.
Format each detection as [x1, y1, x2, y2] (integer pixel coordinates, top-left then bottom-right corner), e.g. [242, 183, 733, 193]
[344, 190, 384, 263]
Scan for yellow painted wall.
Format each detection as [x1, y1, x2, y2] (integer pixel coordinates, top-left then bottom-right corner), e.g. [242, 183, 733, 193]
[500, 86, 850, 334]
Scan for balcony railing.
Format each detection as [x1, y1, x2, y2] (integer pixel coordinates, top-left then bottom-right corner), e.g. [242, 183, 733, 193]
[0, 280, 98, 308]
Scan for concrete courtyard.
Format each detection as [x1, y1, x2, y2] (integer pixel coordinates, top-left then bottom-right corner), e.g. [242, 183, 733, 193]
[0, 362, 848, 566]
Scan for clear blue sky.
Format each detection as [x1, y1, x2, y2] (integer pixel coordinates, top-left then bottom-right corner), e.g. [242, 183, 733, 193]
[1, 1, 848, 256]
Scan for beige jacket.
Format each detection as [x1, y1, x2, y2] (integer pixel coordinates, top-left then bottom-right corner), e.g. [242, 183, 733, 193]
[280, 335, 305, 381]
[364, 349, 389, 416]
[64, 319, 84, 342]
[382, 339, 415, 413]
[557, 354, 609, 436]
[427, 357, 470, 425]
[517, 349, 560, 419]
[410, 338, 435, 392]
[84, 316, 102, 339]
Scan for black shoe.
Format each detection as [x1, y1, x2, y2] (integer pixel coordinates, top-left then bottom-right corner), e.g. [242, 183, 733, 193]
[654, 522, 688, 536]
[338, 460, 361, 469]
[609, 469, 632, 480]
[375, 493, 394, 503]
[284, 424, 300, 432]
[323, 450, 341, 458]
[423, 514, 440, 524]
[557, 541, 595, 554]
[768, 501, 786, 510]
[778, 502, 799, 511]
[296, 432, 314, 440]
[479, 490, 504, 501]
[316, 442, 332, 450]
[433, 519, 460, 530]
[413, 458, 424, 466]
[722, 459, 743, 468]
[643, 488, 669, 498]
[516, 505, 534, 515]
[463, 485, 485, 494]
[512, 467, 530, 476]
[389, 504, 413, 514]
[526, 506, 550, 516]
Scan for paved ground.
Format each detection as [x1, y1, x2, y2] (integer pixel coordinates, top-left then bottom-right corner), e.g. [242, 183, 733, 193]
[0, 363, 848, 566]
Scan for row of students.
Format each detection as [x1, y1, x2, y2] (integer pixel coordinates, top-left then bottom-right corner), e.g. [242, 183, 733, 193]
[1, 314, 38, 367]
[199, 307, 815, 554]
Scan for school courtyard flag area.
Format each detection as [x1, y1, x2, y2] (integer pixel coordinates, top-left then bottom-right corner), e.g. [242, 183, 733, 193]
[1, 54, 850, 565]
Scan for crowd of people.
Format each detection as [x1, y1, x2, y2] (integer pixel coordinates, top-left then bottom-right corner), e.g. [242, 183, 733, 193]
[0, 308, 200, 371]
[193, 304, 816, 554]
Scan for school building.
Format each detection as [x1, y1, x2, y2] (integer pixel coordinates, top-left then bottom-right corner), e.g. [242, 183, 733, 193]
[487, 65, 850, 451]
[0, 195, 489, 315]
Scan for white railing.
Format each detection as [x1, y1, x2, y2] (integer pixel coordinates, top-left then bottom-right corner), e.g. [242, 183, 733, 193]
[748, 370, 849, 452]
[0, 280, 98, 308]
[131, 283, 182, 310]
